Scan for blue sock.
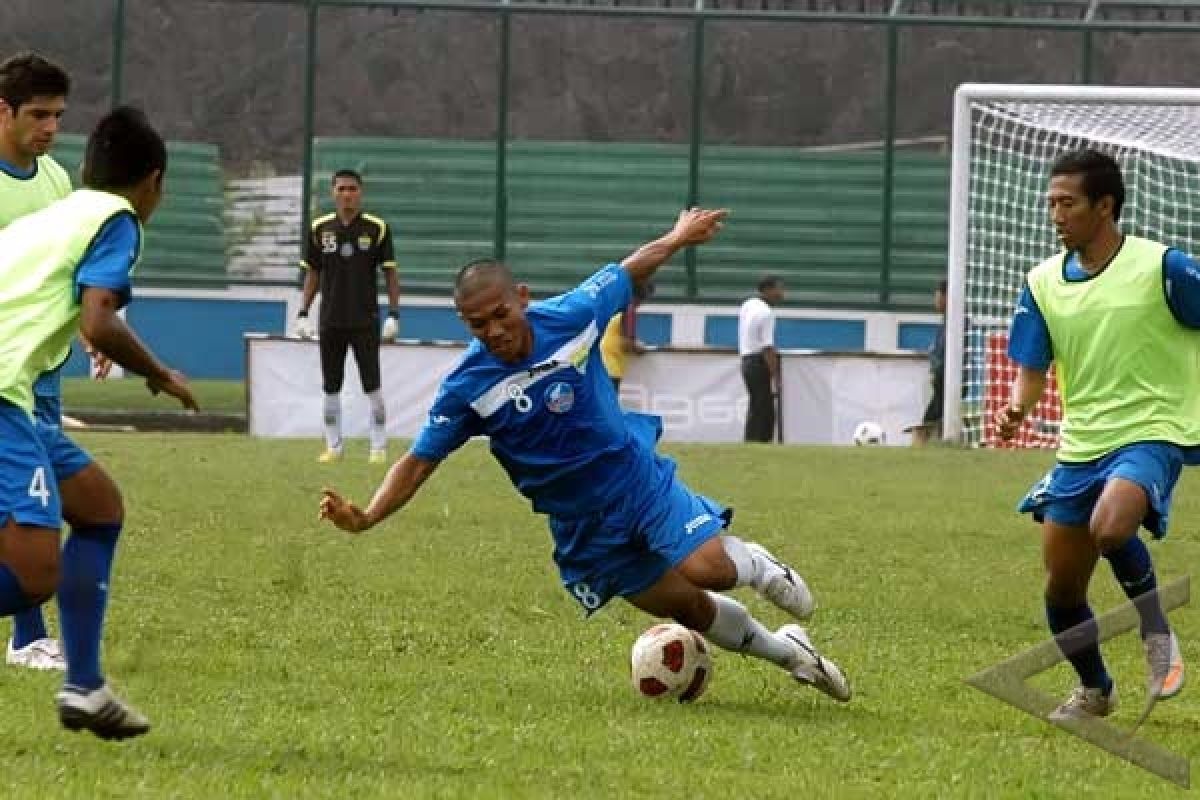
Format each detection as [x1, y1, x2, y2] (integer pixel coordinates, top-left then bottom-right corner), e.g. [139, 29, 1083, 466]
[1046, 603, 1112, 693]
[56, 523, 121, 691]
[1103, 536, 1169, 638]
[12, 606, 48, 648]
[0, 565, 36, 617]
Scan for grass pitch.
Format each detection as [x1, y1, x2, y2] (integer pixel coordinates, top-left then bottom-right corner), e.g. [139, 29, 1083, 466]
[0, 436, 1195, 799]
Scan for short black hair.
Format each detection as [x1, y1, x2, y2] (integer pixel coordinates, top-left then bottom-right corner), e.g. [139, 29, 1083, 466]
[936, 279, 947, 293]
[82, 106, 166, 191]
[758, 274, 784, 293]
[1050, 148, 1125, 222]
[0, 52, 69, 112]
[455, 258, 513, 296]
[332, 169, 362, 186]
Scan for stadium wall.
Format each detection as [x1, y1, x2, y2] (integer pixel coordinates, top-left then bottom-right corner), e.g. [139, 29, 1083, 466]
[62, 288, 942, 380]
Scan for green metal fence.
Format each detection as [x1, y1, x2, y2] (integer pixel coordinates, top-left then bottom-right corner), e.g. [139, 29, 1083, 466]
[35, 0, 1200, 307]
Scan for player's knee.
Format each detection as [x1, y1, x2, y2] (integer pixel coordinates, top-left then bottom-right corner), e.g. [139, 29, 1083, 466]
[1044, 576, 1087, 608]
[671, 589, 715, 631]
[11, 558, 59, 605]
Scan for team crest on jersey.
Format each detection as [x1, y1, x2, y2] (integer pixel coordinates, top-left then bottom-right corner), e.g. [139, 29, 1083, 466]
[339, 242, 354, 257]
[357, 234, 372, 251]
[320, 231, 338, 253]
[544, 382, 575, 414]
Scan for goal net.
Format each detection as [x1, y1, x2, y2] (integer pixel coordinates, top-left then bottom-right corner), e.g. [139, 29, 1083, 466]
[944, 84, 1200, 447]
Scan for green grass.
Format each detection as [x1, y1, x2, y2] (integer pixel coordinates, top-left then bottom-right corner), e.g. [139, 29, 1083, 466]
[2, 437, 1196, 798]
[61, 377, 245, 414]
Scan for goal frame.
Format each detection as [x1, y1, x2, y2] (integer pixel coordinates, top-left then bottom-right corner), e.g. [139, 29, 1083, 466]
[943, 83, 1200, 442]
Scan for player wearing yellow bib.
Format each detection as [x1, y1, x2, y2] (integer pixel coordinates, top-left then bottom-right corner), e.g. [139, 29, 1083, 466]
[0, 52, 73, 670]
[0, 106, 197, 739]
[998, 149, 1199, 722]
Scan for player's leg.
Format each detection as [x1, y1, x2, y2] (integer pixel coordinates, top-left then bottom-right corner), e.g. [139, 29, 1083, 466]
[1091, 444, 1185, 699]
[626, 569, 849, 702]
[52, 457, 148, 739]
[0, 406, 63, 641]
[350, 325, 387, 462]
[318, 328, 351, 461]
[1042, 519, 1113, 720]
[680, 534, 815, 621]
[639, 475, 847, 700]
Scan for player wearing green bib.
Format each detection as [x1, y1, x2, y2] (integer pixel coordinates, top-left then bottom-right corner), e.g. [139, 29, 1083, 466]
[998, 149, 1200, 722]
[0, 106, 197, 739]
[0, 51, 73, 670]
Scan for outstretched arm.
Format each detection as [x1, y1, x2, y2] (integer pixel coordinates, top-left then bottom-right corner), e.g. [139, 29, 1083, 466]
[319, 451, 440, 533]
[79, 287, 198, 410]
[621, 208, 727, 286]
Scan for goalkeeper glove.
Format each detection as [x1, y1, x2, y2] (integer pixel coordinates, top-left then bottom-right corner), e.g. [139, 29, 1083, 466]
[381, 311, 399, 341]
[295, 310, 314, 340]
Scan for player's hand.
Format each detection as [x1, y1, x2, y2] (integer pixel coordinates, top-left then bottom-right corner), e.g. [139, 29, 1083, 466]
[82, 338, 114, 380]
[295, 312, 314, 340]
[381, 314, 399, 341]
[670, 208, 728, 248]
[995, 404, 1025, 441]
[147, 369, 200, 412]
[319, 488, 370, 533]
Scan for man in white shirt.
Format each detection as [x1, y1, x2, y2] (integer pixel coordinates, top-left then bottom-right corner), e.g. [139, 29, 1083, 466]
[738, 275, 785, 442]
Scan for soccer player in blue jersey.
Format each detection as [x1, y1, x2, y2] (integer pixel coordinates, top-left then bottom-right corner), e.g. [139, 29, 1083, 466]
[998, 148, 1199, 721]
[320, 208, 852, 702]
[0, 106, 198, 739]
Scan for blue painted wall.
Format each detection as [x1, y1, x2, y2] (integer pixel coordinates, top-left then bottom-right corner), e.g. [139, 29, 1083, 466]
[704, 315, 866, 351]
[66, 297, 287, 379]
[897, 322, 942, 351]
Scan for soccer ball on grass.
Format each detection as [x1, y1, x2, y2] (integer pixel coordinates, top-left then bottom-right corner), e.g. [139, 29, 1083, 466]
[852, 420, 886, 446]
[630, 623, 713, 702]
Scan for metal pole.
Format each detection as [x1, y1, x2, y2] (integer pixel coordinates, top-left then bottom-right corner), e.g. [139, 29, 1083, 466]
[684, 16, 706, 300]
[300, 0, 318, 270]
[494, 8, 511, 262]
[942, 84, 973, 443]
[111, 0, 126, 107]
[878, 22, 898, 306]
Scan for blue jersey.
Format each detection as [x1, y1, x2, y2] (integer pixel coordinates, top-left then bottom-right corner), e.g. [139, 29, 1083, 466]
[1008, 246, 1200, 370]
[412, 264, 667, 517]
[30, 213, 141, 417]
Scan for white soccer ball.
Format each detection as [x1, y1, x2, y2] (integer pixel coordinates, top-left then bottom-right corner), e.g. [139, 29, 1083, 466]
[852, 420, 886, 446]
[630, 623, 713, 703]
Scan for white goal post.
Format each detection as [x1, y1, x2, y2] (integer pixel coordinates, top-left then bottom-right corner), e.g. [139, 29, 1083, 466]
[944, 83, 1200, 446]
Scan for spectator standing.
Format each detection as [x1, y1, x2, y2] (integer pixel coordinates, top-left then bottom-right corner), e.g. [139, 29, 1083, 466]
[738, 275, 784, 443]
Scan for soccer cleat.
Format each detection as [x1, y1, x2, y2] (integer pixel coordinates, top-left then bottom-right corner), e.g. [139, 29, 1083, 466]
[1144, 631, 1185, 700]
[57, 684, 150, 740]
[317, 448, 343, 463]
[778, 624, 851, 702]
[368, 449, 388, 464]
[747, 543, 815, 620]
[1048, 685, 1117, 723]
[6, 637, 66, 671]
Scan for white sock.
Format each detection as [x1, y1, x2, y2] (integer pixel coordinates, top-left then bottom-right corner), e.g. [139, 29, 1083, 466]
[367, 390, 387, 452]
[721, 535, 760, 588]
[323, 393, 342, 452]
[703, 592, 795, 669]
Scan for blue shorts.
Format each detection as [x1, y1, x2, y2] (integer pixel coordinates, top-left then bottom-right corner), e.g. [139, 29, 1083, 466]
[1017, 442, 1185, 538]
[0, 400, 62, 529]
[550, 456, 731, 615]
[33, 416, 93, 482]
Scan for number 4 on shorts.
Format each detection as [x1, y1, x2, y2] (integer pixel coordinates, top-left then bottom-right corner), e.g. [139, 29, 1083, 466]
[28, 466, 50, 507]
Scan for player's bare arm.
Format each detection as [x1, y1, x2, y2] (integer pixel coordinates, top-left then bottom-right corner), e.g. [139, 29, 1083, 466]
[621, 208, 727, 285]
[78, 286, 199, 411]
[319, 451, 440, 533]
[997, 365, 1048, 440]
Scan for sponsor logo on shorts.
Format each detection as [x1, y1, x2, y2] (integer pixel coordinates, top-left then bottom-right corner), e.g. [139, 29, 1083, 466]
[684, 512, 713, 535]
